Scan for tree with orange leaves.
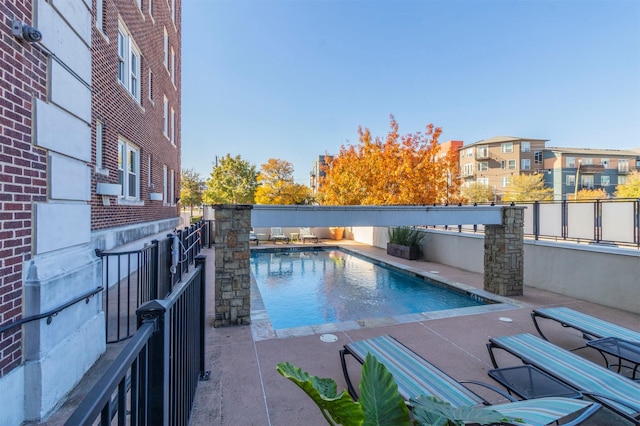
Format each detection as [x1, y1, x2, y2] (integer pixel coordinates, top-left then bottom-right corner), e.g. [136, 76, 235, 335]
[318, 115, 459, 205]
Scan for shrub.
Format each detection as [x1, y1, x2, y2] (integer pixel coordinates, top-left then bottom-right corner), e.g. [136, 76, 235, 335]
[388, 227, 425, 247]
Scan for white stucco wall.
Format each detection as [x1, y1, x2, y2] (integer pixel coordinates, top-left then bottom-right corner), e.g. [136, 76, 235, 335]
[0, 366, 25, 426]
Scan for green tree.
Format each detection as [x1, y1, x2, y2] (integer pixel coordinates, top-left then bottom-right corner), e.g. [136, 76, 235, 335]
[615, 170, 640, 198]
[502, 174, 553, 202]
[180, 168, 204, 214]
[255, 158, 313, 205]
[203, 154, 258, 204]
[460, 183, 495, 204]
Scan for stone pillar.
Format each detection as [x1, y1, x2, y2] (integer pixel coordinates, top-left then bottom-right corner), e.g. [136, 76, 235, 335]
[213, 204, 252, 327]
[484, 206, 525, 296]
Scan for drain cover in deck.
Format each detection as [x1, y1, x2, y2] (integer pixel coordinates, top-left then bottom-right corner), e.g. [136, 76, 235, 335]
[320, 334, 338, 343]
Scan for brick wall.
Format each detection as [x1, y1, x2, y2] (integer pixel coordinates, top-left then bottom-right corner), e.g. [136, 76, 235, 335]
[91, 0, 181, 230]
[0, 0, 47, 376]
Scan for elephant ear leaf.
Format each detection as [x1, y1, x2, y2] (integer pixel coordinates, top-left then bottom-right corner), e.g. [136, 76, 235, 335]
[277, 362, 364, 426]
[359, 353, 411, 426]
[410, 395, 520, 426]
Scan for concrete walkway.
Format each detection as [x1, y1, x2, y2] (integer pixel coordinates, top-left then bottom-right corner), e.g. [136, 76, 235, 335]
[189, 240, 639, 425]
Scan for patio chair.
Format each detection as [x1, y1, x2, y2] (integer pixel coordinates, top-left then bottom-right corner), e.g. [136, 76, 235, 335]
[340, 335, 600, 426]
[299, 227, 318, 244]
[487, 333, 640, 425]
[531, 307, 640, 344]
[249, 230, 259, 245]
[269, 227, 289, 244]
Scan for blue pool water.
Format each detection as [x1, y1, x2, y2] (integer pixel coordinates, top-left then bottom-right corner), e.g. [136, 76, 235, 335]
[250, 248, 486, 330]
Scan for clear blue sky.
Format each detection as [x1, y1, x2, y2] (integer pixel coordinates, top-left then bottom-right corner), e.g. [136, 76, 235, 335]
[181, 0, 640, 184]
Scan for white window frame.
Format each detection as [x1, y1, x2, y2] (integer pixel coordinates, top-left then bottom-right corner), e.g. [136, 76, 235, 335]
[582, 157, 593, 165]
[478, 161, 488, 171]
[521, 142, 530, 152]
[582, 175, 594, 189]
[508, 159, 516, 170]
[163, 165, 168, 205]
[149, 0, 154, 19]
[96, 0, 105, 35]
[618, 159, 629, 172]
[170, 107, 175, 145]
[477, 145, 489, 158]
[170, 0, 176, 23]
[521, 159, 531, 170]
[118, 138, 140, 200]
[566, 175, 575, 186]
[619, 176, 627, 185]
[501, 142, 513, 153]
[463, 163, 473, 176]
[95, 120, 107, 175]
[117, 21, 141, 102]
[148, 154, 152, 188]
[466, 148, 473, 157]
[170, 47, 175, 84]
[477, 177, 489, 186]
[501, 177, 510, 187]
[601, 158, 609, 168]
[566, 157, 576, 168]
[601, 176, 610, 187]
[534, 151, 543, 165]
[170, 169, 175, 205]
[163, 95, 169, 137]
[163, 26, 169, 69]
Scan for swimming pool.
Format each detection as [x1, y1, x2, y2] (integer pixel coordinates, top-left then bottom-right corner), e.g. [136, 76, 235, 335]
[250, 247, 489, 330]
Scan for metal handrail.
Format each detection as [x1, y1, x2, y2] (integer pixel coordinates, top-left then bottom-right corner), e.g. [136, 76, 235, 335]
[0, 286, 103, 335]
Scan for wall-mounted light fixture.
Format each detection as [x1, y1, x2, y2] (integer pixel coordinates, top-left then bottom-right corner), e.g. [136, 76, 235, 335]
[12, 19, 43, 43]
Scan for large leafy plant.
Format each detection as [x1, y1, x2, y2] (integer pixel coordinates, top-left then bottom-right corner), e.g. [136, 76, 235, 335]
[277, 354, 518, 426]
[388, 226, 426, 247]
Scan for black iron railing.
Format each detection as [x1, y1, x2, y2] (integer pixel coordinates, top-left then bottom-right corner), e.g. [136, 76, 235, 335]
[65, 255, 208, 426]
[97, 220, 207, 343]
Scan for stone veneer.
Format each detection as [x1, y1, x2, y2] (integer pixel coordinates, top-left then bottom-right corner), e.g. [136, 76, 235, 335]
[213, 205, 252, 326]
[484, 206, 524, 296]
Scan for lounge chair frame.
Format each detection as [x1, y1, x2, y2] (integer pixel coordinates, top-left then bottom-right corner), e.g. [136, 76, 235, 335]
[341, 335, 600, 426]
[487, 333, 640, 425]
[269, 227, 289, 244]
[299, 227, 318, 244]
[531, 307, 640, 345]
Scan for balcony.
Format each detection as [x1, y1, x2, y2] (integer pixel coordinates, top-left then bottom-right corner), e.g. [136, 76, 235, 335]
[475, 149, 490, 160]
[578, 164, 605, 174]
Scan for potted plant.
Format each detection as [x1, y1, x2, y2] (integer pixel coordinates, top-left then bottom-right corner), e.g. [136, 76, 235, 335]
[329, 226, 344, 240]
[387, 227, 425, 260]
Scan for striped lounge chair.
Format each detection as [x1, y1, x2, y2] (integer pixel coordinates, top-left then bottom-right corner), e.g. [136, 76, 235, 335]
[269, 227, 289, 244]
[531, 307, 640, 343]
[488, 333, 640, 425]
[299, 227, 318, 244]
[340, 335, 600, 426]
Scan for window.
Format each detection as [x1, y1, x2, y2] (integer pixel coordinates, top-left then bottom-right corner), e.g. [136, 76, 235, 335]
[566, 157, 576, 168]
[118, 139, 140, 199]
[501, 177, 511, 187]
[581, 175, 594, 189]
[117, 22, 141, 102]
[508, 159, 516, 170]
[601, 159, 609, 168]
[618, 159, 629, 172]
[601, 176, 610, 187]
[566, 175, 575, 186]
[534, 151, 543, 165]
[501, 142, 513, 153]
[96, 0, 105, 34]
[170, 108, 175, 145]
[463, 163, 473, 176]
[163, 165, 168, 205]
[170, 47, 175, 84]
[581, 157, 593, 165]
[478, 161, 488, 171]
[521, 159, 531, 170]
[477, 145, 489, 158]
[477, 177, 489, 186]
[170, 0, 176, 22]
[619, 176, 627, 185]
[163, 96, 169, 136]
[521, 142, 530, 152]
[466, 148, 473, 158]
[148, 0, 153, 18]
[96, 120, 105, 172]
[148, 69, 153, 102]
[163, 27, 169, 69]
[148, 154, 152, 187]
[170, 169, 175, 205]
[501, 160, 506, 170]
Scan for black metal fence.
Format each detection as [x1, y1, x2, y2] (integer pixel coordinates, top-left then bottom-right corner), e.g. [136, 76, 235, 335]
[96, 220, 209, 343]
[65, 255, 209, 426]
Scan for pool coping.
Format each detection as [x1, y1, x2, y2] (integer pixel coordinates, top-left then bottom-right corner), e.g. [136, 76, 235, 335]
[249, 244, 527, 341]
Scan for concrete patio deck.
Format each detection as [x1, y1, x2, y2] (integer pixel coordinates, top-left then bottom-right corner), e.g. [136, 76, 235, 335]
[189, 240, 639, 425]
[42, 239, 639, 425]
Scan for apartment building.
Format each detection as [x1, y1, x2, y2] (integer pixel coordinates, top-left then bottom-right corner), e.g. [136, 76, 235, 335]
[309, 154, 332, 195]
[458, 136, 547, 199]
[543, 147, 639, 200]
[0, 1, 181, 423]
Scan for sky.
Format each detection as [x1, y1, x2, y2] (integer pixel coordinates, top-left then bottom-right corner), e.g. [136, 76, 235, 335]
[181, 0, 640, 184]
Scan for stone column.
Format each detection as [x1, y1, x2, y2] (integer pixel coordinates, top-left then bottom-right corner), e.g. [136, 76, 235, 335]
[484, 206, 525, 296]
[213, 204, 252, 326]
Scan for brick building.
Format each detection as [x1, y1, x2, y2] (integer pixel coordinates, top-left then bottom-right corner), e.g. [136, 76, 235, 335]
[0, 0, 181, 423]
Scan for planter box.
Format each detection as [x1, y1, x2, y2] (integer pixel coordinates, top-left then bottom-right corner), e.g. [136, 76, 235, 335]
[96, 183, 122, 196]
[149, 192, 163, 201]
[387, 243, 420, 260]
